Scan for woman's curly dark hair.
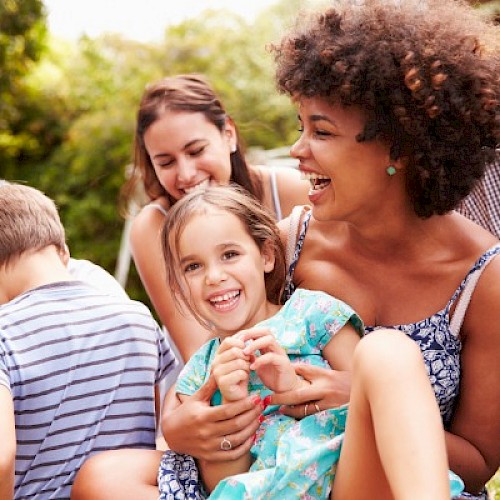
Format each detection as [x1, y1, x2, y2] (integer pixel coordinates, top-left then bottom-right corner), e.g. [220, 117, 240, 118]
[271, 0, 499, 217]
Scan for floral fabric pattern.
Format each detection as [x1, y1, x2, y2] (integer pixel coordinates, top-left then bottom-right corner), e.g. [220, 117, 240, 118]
[175, 289, 362, 499]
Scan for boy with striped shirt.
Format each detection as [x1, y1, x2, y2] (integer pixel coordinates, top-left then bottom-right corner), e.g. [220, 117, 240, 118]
[0, 182, 177, 499]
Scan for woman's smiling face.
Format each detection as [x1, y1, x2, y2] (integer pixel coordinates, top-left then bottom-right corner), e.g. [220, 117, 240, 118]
[291, 97, 397, 223]
[144, 110, 235, 201]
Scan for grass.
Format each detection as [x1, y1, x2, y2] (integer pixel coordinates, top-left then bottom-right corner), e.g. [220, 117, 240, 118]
[487, 468, 500, 499]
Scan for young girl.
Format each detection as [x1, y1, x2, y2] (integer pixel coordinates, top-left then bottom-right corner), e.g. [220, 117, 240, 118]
[157, 184, 463, 499]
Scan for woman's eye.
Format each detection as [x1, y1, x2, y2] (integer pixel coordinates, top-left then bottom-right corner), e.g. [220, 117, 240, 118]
[314, 129, 332, 137]
[190, 146, 205, 157]
[158, 159, 175, 168]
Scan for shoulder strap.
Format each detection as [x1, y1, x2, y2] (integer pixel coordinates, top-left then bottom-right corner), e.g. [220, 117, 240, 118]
[449, 245, 500, 336]
[286, 205, 306, 270]
[143, 203, 169, 217]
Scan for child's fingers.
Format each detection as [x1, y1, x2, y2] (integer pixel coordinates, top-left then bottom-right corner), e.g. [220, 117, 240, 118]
[237, 327, 273, 343]
[249, 352, 287, 371]
[217, 370, 249, 401]
[214, 345, 249, 367]
[218, 336, 246, 353]
[243, 335, 285, 356]
[212, 358, 250, 380]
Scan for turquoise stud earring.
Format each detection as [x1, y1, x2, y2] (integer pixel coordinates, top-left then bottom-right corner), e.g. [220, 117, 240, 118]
[386, 165, 397, 176]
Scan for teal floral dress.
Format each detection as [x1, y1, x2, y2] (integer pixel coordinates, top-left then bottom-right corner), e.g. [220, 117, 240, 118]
[175, 288, 364, 499]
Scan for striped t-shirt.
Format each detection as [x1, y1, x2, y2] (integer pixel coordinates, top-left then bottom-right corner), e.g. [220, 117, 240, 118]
[0, 281, 178, 499]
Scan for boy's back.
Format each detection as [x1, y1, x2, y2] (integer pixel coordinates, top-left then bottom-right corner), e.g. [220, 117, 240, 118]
[0, 280, 177, 499]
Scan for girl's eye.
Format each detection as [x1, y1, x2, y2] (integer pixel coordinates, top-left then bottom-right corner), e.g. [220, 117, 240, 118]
[222, 250, 239, 261]
[297, 126, 304, 133]
[184, 262, 200, 273]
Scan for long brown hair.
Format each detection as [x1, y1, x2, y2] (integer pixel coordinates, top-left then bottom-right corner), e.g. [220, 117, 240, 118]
[122, 74, 261, 212]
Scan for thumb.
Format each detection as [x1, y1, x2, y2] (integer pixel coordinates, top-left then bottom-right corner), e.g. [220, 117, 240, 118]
[193, 373, 218, 402]
[293, 363, 321, 381]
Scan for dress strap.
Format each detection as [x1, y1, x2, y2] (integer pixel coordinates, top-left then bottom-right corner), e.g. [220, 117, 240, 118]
[449, 243, 500, 336]
[269, 167, 283, 221]
[286, 205, 306, 271]
[283, 207, 311, 302]
[142, 203, 169, 217]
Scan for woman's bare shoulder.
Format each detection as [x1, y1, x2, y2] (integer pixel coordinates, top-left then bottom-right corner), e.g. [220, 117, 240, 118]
[130, 197, 172, 247]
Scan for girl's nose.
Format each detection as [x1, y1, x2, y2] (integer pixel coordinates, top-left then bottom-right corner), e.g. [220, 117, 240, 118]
[205, 264, 227, 286]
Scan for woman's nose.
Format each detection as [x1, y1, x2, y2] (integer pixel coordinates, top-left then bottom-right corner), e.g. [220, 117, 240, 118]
[290, 132, 309, 160]
[177, 157, 197, 184]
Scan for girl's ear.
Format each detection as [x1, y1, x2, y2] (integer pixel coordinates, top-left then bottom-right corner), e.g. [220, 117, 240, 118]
[262, 240, 276, 274]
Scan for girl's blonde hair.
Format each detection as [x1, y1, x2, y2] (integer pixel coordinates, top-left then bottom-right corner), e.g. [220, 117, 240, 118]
[161, 184, 286, 328]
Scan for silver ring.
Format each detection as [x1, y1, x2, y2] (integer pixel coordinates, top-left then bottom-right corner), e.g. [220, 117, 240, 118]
[304, 403, 309, 417]
[220, 436, 232, 451]
[314, 403, 321, 413]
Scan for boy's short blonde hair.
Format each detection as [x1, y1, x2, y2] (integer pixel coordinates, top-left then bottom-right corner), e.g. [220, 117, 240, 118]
[0, 181, 66, 267]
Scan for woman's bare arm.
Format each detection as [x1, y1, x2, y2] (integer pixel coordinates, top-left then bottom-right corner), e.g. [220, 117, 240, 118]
[129, 203, 210, 362]
[445, 258, 500, 493]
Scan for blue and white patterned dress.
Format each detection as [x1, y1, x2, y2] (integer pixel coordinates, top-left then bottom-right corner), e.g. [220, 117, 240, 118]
[283, 209, 500, 500]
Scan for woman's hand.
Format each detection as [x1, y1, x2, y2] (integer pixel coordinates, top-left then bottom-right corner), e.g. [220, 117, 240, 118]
[269, 364, 352, 419]
[162, 375, 263, 462]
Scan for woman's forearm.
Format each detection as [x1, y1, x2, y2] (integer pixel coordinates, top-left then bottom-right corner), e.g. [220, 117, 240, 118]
[445, 431, 494, 494]
[199, 453, 252, 493]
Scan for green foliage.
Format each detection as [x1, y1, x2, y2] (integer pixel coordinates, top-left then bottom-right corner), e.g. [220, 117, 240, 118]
[0, 0, 48, 174]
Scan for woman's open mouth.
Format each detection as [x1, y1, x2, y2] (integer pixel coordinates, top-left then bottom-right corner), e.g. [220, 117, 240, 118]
[300, 171, 331, 192]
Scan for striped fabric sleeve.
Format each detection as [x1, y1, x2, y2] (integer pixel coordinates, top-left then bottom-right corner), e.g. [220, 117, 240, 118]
[457, 152, 500, 238]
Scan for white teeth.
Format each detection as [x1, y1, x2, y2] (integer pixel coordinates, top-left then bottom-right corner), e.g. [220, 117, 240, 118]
[210, 291, 240, 303]
[184, 179, 210, 194]
[300, 171, 331, 190]
[300, 171, 330, 182]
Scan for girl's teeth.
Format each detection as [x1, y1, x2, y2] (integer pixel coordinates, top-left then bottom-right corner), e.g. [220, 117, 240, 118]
[210, 291, 239, 303]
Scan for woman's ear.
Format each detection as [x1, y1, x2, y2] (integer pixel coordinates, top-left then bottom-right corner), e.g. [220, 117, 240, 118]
[224, 116, 238, 152]
[262, 240, 276, 273]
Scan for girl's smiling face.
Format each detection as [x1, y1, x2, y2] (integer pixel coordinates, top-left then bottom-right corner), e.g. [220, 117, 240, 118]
[177, 209, 276, 338]
[144, 110, 235, 201]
